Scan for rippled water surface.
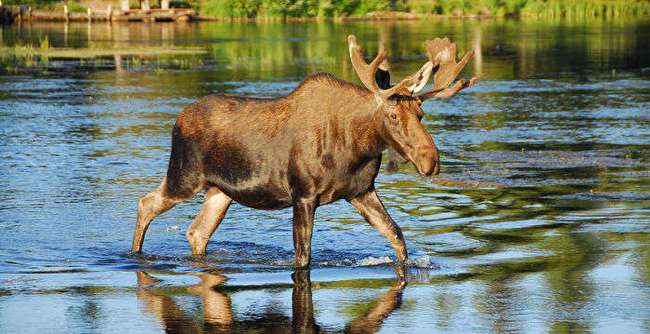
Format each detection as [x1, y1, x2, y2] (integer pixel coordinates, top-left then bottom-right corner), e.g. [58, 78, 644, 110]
[1, 19, 649, 333]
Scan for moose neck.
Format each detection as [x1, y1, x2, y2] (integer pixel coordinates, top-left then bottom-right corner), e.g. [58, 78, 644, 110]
[288, 73, 388, 159]
[343, 94, 387, 161]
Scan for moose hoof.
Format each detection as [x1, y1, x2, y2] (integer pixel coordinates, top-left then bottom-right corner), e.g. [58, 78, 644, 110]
[191, 248, 207, 257]
[189, 243, 208, 256]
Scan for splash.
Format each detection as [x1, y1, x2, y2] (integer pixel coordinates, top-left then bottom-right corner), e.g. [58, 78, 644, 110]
[317, 255, 438, 269]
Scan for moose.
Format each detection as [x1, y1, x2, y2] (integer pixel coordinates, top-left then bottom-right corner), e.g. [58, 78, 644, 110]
[132, 35, 476, 268]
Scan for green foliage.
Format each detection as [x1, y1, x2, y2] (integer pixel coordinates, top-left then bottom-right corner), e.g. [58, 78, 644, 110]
[2, 0, 87, 13]
[65, 0, 87, 13]
[6, 0, 649, 18]
[402, 0, 649, 17]
[353, 0, 391, 15]
[519, 0, 650, 18]
[199, 0, 256, 18]
[199, 0, 394, 18]
[2, 0, 59, 5]
[39, 36, 49, 49]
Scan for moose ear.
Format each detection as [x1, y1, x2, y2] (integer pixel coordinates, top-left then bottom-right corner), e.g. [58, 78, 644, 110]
[375, 57, 391, 90]
[406, 61, 434, 95]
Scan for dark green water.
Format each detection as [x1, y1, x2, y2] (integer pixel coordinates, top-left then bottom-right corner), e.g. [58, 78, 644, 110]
[0, 18, 649, 333]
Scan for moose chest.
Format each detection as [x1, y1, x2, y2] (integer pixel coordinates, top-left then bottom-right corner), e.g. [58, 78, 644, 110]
[310, 155, 381, 205]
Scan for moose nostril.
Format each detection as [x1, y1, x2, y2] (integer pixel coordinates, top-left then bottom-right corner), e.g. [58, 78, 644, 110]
[432, 161, 440, 175]
[416, 156, 435, 176]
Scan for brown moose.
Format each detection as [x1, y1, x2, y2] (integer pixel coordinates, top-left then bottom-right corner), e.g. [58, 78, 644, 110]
[132, 35, 476, 268]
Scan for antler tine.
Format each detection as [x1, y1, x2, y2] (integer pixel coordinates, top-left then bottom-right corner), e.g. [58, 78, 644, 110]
[418, 37, 478, 100]
[348, 35, 386, 94]
[348, 35, 423, 99]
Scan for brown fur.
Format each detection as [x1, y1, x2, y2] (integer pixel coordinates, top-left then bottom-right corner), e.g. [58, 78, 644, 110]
[132, 72, 439, 268]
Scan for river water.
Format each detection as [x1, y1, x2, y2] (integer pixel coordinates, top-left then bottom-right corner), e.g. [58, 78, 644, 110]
[0, 19, 649, 333]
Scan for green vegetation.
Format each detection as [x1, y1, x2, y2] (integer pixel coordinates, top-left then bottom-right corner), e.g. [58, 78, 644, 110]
[408, 0, 650, 18]
[0, 44, 206, 73]
[4, 0, 648, 19]
[2, 17, 643, 80]
[197, 0, 395, 18]
[64, 0, 88, 12]
[2, 0, 88, 13]
[2, 0, 59, 4]
[0, 46, 206, 59]
[195, 0, 650, 19]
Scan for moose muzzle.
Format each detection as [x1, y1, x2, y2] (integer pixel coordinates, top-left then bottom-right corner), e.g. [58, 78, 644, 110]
[413, 145, 440, 176]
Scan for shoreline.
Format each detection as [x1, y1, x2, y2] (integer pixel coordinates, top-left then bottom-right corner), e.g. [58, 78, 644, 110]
[0, 6, 496, 24]
[2, 6, 647, 24]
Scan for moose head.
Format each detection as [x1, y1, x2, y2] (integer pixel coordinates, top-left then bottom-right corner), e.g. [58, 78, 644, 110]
[347, 34, 478, 175]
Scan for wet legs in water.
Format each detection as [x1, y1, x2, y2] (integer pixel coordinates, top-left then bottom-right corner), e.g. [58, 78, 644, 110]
[293, 199, 316, 268]
[132, 178, 186, 253]
[132, 179, 232, 255]
[186, 187, 232, 255]
[348, 190, 408, 263]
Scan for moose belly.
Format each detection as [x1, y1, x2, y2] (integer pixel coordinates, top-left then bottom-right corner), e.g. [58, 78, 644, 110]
[223, 185, 293, 210]
[202, 141, 293, 209]
[204, 169, 293, 210]
[202, 147, 380, 209]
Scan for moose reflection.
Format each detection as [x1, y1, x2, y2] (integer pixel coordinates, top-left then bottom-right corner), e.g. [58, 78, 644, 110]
[135, 270, 405, 333]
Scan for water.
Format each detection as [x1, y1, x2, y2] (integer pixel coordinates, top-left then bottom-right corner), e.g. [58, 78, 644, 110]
[1, 19, 649, 333]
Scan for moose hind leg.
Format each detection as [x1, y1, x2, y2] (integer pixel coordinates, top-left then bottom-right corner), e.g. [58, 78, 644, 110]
[349, 190, 408, 263]
[187, 187, 232, 256]
[131, 178, 196, 253]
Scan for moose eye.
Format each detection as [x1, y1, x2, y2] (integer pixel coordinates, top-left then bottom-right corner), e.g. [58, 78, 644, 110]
[390, 113, 398, 121]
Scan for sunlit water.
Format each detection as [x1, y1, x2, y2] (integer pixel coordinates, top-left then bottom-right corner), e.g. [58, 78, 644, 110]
[1, 19, 649, 333]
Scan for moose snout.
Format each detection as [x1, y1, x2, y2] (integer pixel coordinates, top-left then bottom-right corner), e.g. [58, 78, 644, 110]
[414, 147, 440, 176]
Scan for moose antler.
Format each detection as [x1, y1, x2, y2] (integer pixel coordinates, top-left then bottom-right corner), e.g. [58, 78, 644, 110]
[348, 35, 433, 99]
[417, 37, 478, 100]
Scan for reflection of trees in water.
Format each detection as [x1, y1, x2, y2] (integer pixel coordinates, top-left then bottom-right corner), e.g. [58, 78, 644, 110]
[135, 269, 405, 333]
[5, 18, 647, 80]
[378, 147, 642, 333]
[66, 299, 103, 333]
[431, 291, 461, 329]
[459, 226, 605, 333]
[475, 277, 523, 333]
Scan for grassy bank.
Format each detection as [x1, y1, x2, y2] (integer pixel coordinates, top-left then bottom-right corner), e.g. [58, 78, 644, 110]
[3, 0, 649, 19]
[408, 0, 650, 18]
[198, 0, 650, 19]
[3, 0, 89, 13]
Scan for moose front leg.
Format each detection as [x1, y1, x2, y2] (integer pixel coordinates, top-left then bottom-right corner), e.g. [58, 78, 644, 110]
[293, 199, 316, 268]
[349, 190, 408, 263]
